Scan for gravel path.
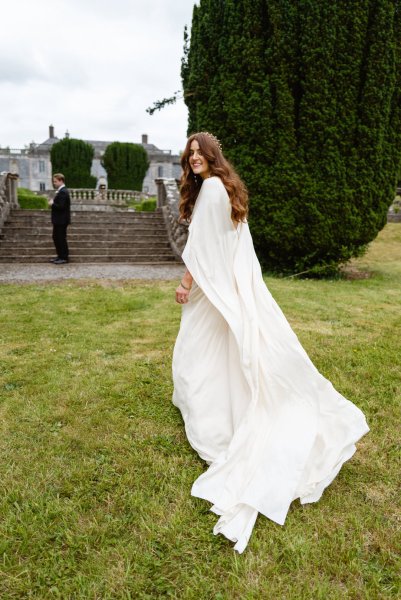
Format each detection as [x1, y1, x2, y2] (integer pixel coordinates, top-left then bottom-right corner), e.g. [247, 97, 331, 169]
[0, 263, 185, 283]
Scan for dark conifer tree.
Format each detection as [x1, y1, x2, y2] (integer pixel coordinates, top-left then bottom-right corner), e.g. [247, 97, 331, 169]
[50, 138, 97, 188]
[102, 142, 149, 191]
[182, 0, 401, 274]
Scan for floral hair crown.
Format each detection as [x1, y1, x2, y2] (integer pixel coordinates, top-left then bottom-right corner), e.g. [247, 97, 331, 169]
[197, 131, 223, 152]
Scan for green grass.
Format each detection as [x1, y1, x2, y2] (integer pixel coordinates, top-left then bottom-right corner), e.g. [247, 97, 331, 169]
[0, 225, 400, 599]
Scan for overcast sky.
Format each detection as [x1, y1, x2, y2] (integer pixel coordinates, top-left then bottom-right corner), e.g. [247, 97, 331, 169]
[0, 0, 197, 155]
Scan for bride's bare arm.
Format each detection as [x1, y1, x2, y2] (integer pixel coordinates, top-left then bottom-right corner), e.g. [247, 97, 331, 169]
[175, 269, 193, 304]
[181, 269, 193, 289]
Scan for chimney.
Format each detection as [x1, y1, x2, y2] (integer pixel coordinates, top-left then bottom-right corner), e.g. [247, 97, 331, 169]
[142, 134, 148, 145]
[49, 124, 55, 138]
[65, 130, 70, 139]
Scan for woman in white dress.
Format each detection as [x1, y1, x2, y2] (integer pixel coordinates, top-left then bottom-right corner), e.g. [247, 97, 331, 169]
[172, 131, 369, 553]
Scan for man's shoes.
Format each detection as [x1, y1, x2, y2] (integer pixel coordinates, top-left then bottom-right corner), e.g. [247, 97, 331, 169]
[53, 258, 69, 264]
[49, 257, 59, 263]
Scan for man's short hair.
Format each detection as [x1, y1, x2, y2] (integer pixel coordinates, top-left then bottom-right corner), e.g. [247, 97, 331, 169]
[53, 173, 65, 182]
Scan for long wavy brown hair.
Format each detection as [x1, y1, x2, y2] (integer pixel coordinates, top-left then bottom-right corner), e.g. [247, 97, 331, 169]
[179, 132, 248, 223]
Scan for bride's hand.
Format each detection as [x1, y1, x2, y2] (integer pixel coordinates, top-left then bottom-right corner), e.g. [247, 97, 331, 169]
[176, 283, 190, 304]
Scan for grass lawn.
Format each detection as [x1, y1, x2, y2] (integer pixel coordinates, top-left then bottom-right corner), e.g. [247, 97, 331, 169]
[0, 224, 400, 599]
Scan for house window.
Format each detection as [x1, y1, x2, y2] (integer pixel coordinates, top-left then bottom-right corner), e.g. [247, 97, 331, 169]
[39, 182, 46, 191]
[39, 160, 45, 173]
[158, 166, 164, 177]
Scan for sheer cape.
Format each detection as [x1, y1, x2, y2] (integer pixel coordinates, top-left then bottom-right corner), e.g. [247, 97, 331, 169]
[172, 176, 369, 553]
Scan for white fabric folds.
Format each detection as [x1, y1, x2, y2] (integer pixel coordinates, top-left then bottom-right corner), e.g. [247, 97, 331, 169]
[172, 176, 369, 553]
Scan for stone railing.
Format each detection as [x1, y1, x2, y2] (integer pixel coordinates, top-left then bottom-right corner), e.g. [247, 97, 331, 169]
[69, 188, 148, 211]
[41, 188, 149, 212]
[155, 177, 188, 259]
[0, 172, 19, 233]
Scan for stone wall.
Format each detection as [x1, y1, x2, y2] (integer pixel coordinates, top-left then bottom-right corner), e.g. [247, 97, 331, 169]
[156, 178, 188, 259]
[0, 148, 52, 191]
[0, 173, 19, 233]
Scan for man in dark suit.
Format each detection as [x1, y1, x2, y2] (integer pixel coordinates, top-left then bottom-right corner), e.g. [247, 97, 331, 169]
[49, 173, 71, 264]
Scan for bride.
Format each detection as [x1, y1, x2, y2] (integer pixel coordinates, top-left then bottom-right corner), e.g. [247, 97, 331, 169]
[172, 131, 369, 553]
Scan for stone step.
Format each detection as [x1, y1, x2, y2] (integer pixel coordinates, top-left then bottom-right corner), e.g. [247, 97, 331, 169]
[0, 209, 178, 264]
[10, 210, 164, 221]
[12, 208, 163, 215]
[1, 234, 169, 245]
[13, 208, 162, 213]
[3, 225, 168, 234]
[0, 255, 178, 263]
[0, 232, 169, 242]
[6, 216, 165, 224]
[7, 217, 166, 226]
[0, 240, 171, 249]
[0, 245, 174, 255]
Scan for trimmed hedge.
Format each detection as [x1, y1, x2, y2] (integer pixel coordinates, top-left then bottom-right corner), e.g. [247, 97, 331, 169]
[17, 188, 48, 210]
[51, 138, 97, 188]
[135, 198, 157, 212]
[102, 142, 149, 191]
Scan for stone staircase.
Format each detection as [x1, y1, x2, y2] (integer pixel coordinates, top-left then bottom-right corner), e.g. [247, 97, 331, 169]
[0, 209, 179, 263]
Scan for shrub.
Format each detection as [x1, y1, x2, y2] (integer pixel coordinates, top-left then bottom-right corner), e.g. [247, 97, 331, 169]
[17, 188, 48, 210]
[135, 198, 157, 212]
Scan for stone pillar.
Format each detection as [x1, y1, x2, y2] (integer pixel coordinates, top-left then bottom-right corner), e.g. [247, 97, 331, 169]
[155, 178, 188, 259]
[8, 173, 19, 207]
[155, 178, 167, 208]
[0, 172, 19, 233]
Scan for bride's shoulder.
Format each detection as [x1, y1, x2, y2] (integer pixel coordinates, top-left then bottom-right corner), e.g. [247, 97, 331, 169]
[201, 177, 231, 214]
[203, 176, 224, 188]
[202, 176, 227, 199]
[195, 177, 231, 220]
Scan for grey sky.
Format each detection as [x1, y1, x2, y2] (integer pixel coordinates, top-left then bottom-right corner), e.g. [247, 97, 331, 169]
[0, 0, 197, 154]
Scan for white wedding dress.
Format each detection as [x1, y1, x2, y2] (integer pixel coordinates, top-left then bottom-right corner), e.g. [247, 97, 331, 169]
[172, 176, 369, 553]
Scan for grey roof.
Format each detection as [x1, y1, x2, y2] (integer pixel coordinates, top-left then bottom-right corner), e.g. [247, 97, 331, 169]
[36, 136, 60, 151]
[86, 139, 159, 151]
[36, 136, 178, 160]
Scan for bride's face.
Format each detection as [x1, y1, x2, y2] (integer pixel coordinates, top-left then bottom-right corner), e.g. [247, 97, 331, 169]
[189, 140, 210, 180]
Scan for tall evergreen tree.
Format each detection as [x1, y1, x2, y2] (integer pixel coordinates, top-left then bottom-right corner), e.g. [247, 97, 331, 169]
[102, 142, 149, 190]
[182, 0, 401, 274]
[50, 138, 97, 188]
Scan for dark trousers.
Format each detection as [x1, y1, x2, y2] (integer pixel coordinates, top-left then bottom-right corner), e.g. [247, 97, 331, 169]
[52, 224, 69, 260]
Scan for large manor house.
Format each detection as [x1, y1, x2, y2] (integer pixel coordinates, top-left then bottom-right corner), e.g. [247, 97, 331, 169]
[0, 126, 181, 196]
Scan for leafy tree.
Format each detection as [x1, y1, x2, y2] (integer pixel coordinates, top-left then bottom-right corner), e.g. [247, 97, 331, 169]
[102, 142, 149, 191]
[50, 138, 97, 188]
[182, 0, 401, 274]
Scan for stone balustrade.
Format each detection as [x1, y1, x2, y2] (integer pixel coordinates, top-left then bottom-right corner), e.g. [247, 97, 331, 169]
[69, 189, 147, 203]
[67, 188, 149, 211]
[0, 173, 19, 233]
[155, 178, 188, 259]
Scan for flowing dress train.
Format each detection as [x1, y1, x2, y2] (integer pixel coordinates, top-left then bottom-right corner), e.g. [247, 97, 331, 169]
[172, 176, 369, 553]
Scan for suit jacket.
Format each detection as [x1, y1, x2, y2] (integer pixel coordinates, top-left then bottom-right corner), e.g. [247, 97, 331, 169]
[51, 186, 71, 225]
